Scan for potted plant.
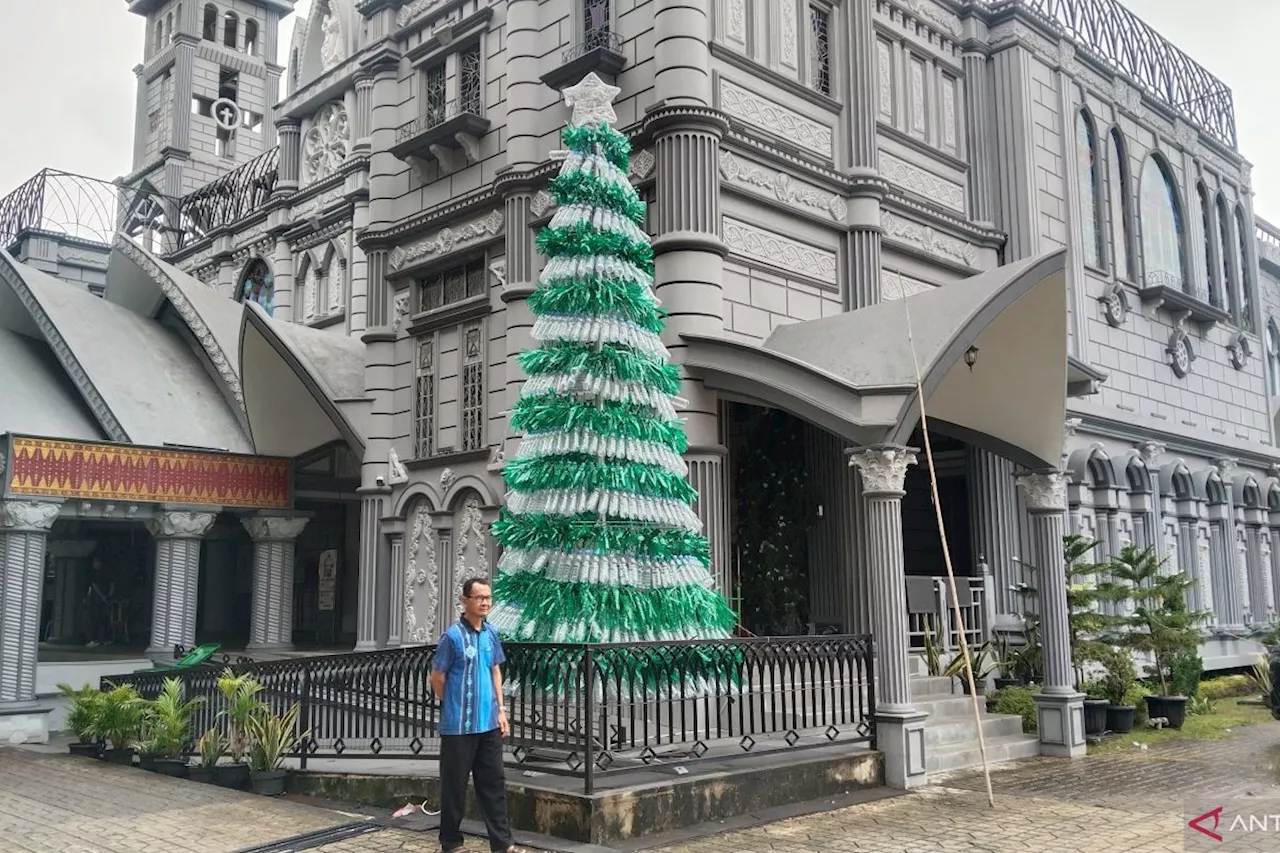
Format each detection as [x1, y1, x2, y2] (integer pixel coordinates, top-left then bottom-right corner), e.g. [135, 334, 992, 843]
[245, 703, 307, 796]
[95, 683, 146, 765]
[215, 668, 266, 789]
[943, 643, 998, 695]
[1109, 545, 1209, 730]
[989, 633, 1022, 690]
[1098, 645, 1138, 733]
[57, 683, 103, 758]
[1079, 681, 1111, 737]
[149, 677, 205, 778]
[189, 727, 227, 784]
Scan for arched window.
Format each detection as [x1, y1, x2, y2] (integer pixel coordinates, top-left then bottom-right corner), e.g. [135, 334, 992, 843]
[154, 20, 164, 52]
[223, 11, 239, 48]
[1199, 184, 1219, 307]
[1237, 206, 1255, 331]
[1075, 111, 1105, 266]
[244, 18, 259, 55]
[202, 4, 218, 41]
[1139, 155, 1187, 291]
[165, 12, 173, 44]
[1268, 320, 1280, 397]
[1217, 195, 1239, 319]
[1107, 129, 1133, 280]
[1076, 111, 1103, 268]
[238, 258, 274, 315]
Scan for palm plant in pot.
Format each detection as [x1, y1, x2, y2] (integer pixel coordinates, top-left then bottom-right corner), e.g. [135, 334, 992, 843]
[215, 668, 267, 789]
[189, 727, 227, 784]
[245, 703, 308, 796]
[95, 683, 146, 765]
[57, 683, 103, 758]
[943, 642, 999, 695]
[1098, 645, 1138, 733]
[1109, 545, 1208, 730]
[149, 677, 206, 778]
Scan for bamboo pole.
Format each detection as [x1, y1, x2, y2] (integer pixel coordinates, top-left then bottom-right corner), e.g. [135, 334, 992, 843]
[900, 284, 995, 808]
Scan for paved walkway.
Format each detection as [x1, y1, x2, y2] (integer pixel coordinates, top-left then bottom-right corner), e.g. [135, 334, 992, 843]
[7, 724, 1280, 853]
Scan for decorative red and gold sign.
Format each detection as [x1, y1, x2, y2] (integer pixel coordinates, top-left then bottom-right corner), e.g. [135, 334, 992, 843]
[5, 436, 291, 509]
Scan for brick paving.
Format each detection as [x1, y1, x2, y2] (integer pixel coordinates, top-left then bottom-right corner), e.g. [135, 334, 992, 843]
[0, 746, 352, 853]
[8, 724, 1280, 853]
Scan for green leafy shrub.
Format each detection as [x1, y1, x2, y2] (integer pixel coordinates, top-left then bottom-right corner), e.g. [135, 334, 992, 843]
[1169, 651, 1203, 699]
[990, 685, 1040, 733]
[1200, 674, 1257, 701]
[1123, 682, 1150, 725]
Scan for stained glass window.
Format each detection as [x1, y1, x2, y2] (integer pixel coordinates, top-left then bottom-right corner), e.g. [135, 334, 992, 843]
[1107, 130, 1132, 280]
[415, 335, 436, 459]
[239, 258, 274, 316]
[461, 321, 485, 452]
[1236, 206, 1254, 331]
[1076, 111, 1102, 269]
[1139, 156, 1187, 291]
[1217, 196, 1239, 317]
[1267, 321, 1280, 396]
[1199, 185, 1218, 307]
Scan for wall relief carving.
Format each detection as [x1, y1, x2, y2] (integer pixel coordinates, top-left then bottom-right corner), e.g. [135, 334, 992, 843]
[718, 151, 846, 221]
[389, 211, 505, 271]
[718, 79, 833, 159]
[879, 153, 965, 213]
[722, 217, 837, 285]
[404, 501, 440, 644]
[880, 211, 977, 266]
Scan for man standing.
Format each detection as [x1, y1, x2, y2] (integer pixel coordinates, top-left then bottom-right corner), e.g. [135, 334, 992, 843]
[431, 577, 527, 853]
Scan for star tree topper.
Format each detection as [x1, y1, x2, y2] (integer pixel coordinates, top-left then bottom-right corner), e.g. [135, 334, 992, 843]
[563, 72, 621, 128]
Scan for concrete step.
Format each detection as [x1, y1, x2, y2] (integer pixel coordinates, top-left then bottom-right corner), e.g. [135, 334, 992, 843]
[923, 713, 1025, 748]
[910, 675, 956, 698]
[915, 694, 988, 720]
[926, 733, 1041, 774]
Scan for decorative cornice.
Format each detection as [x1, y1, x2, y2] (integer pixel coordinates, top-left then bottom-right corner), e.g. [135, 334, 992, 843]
[0, 500, 62, 533]
[114, 236, 245, 410]
[389, 210, 505, 272]
[718, 151, 846, 222]
[848, 445, 918, 495]
[722, 217, 837, 287]
[0, 257, 129, 443]
[717, 77, 833, 160]
[879, 152, 965, 213]
[642, 103, 732, 139]
[880, 209, 979, 268]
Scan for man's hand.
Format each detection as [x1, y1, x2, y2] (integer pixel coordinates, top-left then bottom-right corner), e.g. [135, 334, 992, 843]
[498, 709, 509, 738]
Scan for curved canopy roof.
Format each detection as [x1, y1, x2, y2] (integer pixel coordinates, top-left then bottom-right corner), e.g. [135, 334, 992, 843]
[0, 326, 105, 442]
[684, 251, 1071, 469]
[0, 249, 252, 453]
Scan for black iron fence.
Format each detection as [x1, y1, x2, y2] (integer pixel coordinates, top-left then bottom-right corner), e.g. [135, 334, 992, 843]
[103, 636, 874, 793]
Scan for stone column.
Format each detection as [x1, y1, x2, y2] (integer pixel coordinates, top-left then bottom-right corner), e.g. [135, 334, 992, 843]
[132, 64, 149, 168]
[0, 500, 61, 744]
[353, 75, 375, 152]
[367, 61, 401, 232]
[966, 447, 1020, 618]
[356, 487, 390, 651]
[1015, 471, 1086, 758]
[842, 0, 884, 310]
[962, 50, 995, 223]
[848, 446, 928, 790]
[275, 119, 302, 196]
[242, 514, 310, 652]
[687, 448, 730, 596]
[271, 234, 295, 322]
[171, 35, 197, 152]
[384, 519, 406, 649]
[499, 187, 537, 466]
[144, 509, 217, 660]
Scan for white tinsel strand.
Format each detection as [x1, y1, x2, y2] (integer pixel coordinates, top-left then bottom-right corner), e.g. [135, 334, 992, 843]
[498, 547, 713, 589]
[559, 151, 632, 194]
[505, 488, 703, 532]
[521, 374, 679, 420]
[550, 203, 649, 247]
[538, 255, 659, 306]
[531, 313, 669, 359]
[516, 430, 687, 476]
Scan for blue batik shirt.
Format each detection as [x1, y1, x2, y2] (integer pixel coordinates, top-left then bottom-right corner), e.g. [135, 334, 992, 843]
[433, 618, 506, 736]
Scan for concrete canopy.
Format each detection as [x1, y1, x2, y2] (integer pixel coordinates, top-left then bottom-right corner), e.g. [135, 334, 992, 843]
[238, 303, 369, 458]
[683, 250, 1070, 470]
[0, 250, 252, 453]
[0, 327, 105, 442]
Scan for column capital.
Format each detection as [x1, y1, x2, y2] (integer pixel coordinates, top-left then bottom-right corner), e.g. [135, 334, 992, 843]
[847, 445, 918, 495]
[0, 500, 61, 533]
[275, 117, 301, 132]
[641, 102, 730, 139]
[1016, 470, 1068, 513]
[1214, 457, 1239, 481]
[1139, 440, 1166, 466]
[242, 513, 311, 542]
[146, 509, 217, 539]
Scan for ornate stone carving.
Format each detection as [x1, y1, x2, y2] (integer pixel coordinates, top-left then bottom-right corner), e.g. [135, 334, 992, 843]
[719, 78, 833, 159]
[397, 0, 446, 28]
[389, 211, 504, 270]
[882, 270, 934, 300]
[529, 190, 556, 218]
[903, 0, 961, 37]
[880, 153, 965, 213]
[780, 0, 797, 69]
[452, 494, 489, 607]
[319, 7, 346, 72]
[489, 259, 506, 290]
[1139, 441, 1166, 466]
[114, 237, 244, 409]
[880, 211, 977, 266]
[243, 516, 310, 541]
[1056, 40, 1080, 76]
[727, 0, 747, 44]
[146, 511, 217, 539]
[1167, 328, 1195, 378]
[719, 152, 846, 221]
[1228, 331, 1252, 371]
[392, 292, 411, 333]
[440, 468, 457, 491]
[404, 501, 440, 644]
[303, 102, 351, 184]
[722, 217, 837, 285]
[388, 447, 409, 485]
[849, 446, 918, 495]
[0, 500, 61, 532]
[291, 186, 346, 221]
[1173, 120, 1200, 155]
[629, 148, 656, 180]
[1099, 281, 1130, 328]
[1112, 78, 1144, 118]
[1214, 457, 1239, 483]
[876, 40, 893, 119]
[1016, 471, 1068, 512]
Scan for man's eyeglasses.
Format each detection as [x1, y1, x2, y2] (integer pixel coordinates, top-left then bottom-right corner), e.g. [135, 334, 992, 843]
[466, 595, 493, 603]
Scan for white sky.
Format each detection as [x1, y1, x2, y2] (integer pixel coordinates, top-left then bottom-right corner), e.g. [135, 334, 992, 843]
[0, 1, 1275, 219]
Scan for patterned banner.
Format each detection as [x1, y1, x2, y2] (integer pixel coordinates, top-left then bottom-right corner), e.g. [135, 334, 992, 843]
[5, 437, 291, 509]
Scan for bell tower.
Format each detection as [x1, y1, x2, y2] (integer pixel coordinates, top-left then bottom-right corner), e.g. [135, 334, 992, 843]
[125, 1, 297, 200]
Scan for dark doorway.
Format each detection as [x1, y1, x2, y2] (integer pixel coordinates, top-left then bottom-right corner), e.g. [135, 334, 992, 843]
[901, 427, 974, 577]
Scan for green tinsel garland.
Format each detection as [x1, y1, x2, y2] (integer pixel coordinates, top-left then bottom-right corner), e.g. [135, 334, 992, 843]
[519, 342, 681, 397]
[492, 571, 737, 639]
[527, 275, 666, 333]
[549, 169, 647, 226]
[537, 223, 655, 275]
[561, 124, 632, 172]
[504, 455, 697, 503]
[490, 509, 711, 565]
[511, 396, 689, 454]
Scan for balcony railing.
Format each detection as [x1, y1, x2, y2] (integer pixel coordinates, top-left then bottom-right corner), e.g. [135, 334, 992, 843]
[1257, 218, 1280, 270]
[0, 169, 180, 250]
[906, 573, 994, 655]
[176, 147, 279, 243]
[103, 636, 875, 794]
[396, 95, 486, 145]
[563, 27, 624, 63]
[1000, 0, 1236, 149]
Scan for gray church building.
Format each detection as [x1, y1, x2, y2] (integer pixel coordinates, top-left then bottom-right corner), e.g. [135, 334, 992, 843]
[2, 0, 1279, 790]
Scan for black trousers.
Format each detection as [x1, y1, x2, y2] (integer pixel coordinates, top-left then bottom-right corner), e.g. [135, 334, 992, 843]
[439, 728, 514, 853]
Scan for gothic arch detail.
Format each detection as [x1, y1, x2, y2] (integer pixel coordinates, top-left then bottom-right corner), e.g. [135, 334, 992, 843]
[404, 499, 440, 645]
[451, 492, 489, 614]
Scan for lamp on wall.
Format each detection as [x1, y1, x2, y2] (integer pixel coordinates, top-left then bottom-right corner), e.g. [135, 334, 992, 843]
[964, 345, 979, 371]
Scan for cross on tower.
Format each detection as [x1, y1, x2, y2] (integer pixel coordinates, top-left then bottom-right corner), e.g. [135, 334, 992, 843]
[218, 103, 238, 128]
